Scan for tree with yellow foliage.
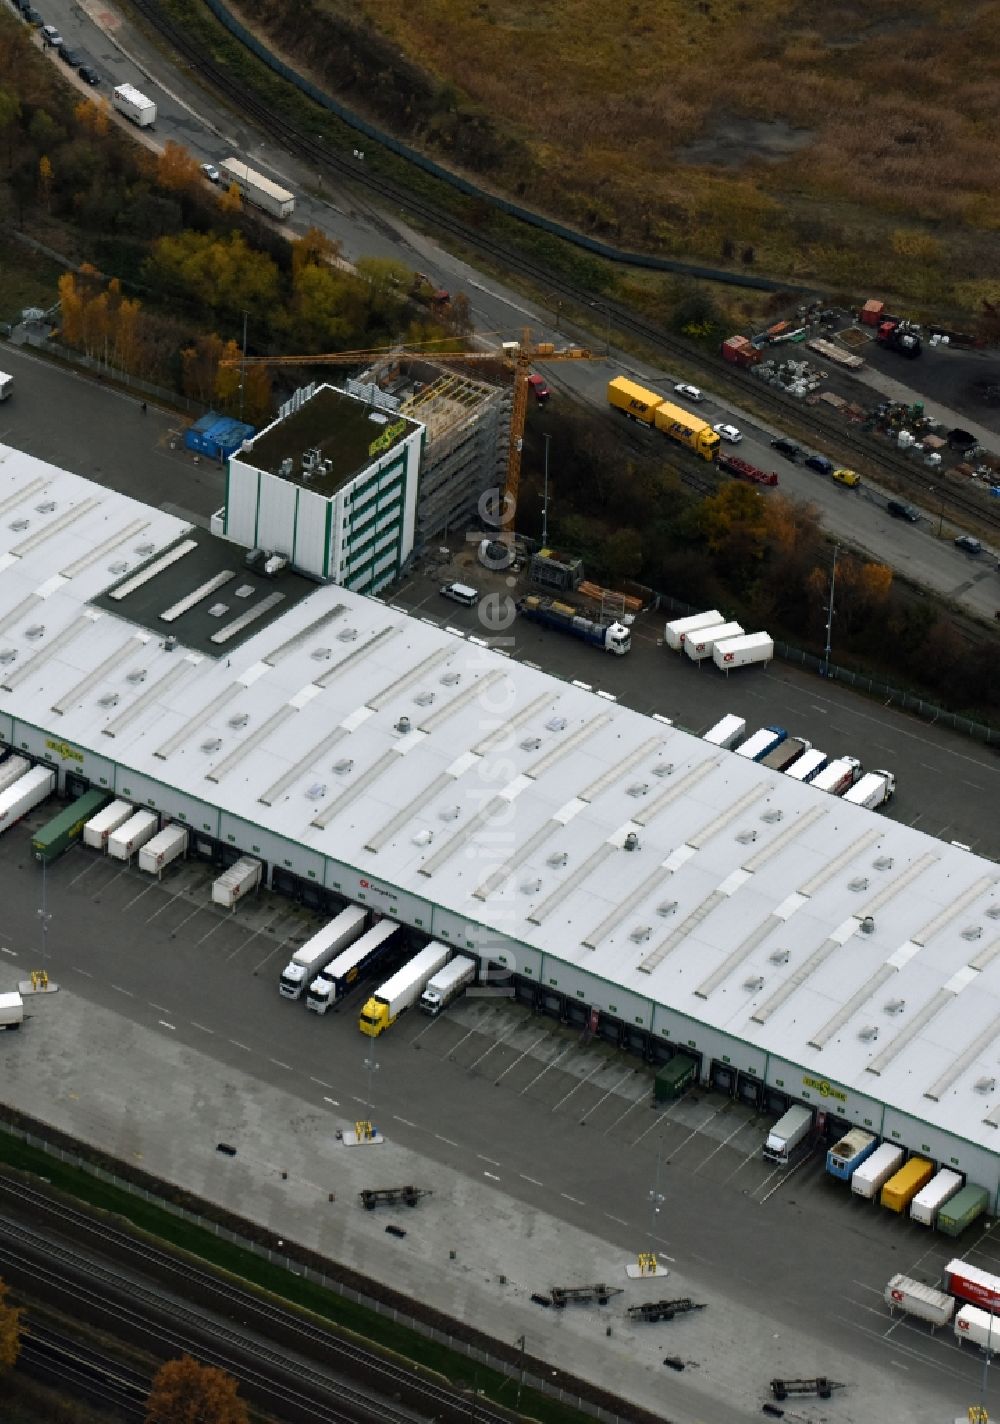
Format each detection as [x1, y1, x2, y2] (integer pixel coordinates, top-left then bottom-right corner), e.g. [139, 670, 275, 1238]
[74, 96, 110, 138]
[37, 153, 52, 210]
[146, 1355, 248, 1424]
[0, 1278, 22, 1374]
[156, 140, 201, 193]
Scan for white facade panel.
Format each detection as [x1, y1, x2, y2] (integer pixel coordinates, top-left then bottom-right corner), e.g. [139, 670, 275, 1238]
[291, 484, 329, 580]
[218, 814, 324, 881]
[224, 459, 260, 548]
[256, 472, 297, 560]
[766, 1055, 886, 1131]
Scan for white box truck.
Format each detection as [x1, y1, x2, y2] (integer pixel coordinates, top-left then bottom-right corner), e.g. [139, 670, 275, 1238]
[712, 632, 774, 670]
[811, 756, 863, 795]
[762, 1104, 813, 1165]
[684, 620, 744, 662]
[359, 941, 451, 1036]
[851, 1142, 905, 1199]
[844, 770, 896, 808]
[735, 725, 787, 762]
[219, 158, 295, 219]
[0, 755, 30, 794]
[760, 735, 811, 772]
[0, 991, 24, 1030]
[0, 373, 12, 401]
[664, 610, 724, 651]
[910, 1169, 964, 1226]
[83, 799, 133, 849]
[113, 83, 156, 127]
[211, 856, 262, 908]
[138, 824, 188, 876]
[306, 918, 400, 1014]
[0, 764, 55, 834]
[785, 749, 827, 783]
[884, 1275, 954, 1329]
[702, 714, 746, 750]
[420, 955, 477, 1015]
[279, 905, 367, 1001]
[956, 1305, 1000, 1351]
[107, 808, 158, 861]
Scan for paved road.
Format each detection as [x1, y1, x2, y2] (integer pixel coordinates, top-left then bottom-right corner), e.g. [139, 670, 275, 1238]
[9, 0, 1000, 623]
[0, 825, 996, 1424]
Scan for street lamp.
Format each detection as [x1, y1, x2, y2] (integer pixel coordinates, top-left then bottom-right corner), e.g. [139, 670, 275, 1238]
[542, 433, 551, 547]
[822, 544, 839, 677]
[37, 859, 50, 965]
[928, 486, 945, 538]
[363, 1054, 379, 1121]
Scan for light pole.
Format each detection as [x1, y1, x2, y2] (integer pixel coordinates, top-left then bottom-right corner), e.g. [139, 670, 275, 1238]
[37, 859, 50, 966]
[542, 433, 551, 547]
[515, 1334, 526, 1409]
[648, 1136, 664, 1250]
[363, 1054, 379, 1123]
[822, 544, 839, 677]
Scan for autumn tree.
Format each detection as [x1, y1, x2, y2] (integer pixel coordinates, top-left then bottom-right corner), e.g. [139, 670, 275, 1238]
[157, 140, 201, 193]
[146, 1355, 248, 1424]
[181, 333, 226, 405]
[74, 96, 110, 139]
[242, 363, 272, 426]
[0, 88, 20, 174]
[37, 153, 52, 211]
[0, 1278, 22, 1374]
[144, 230, 280, 320]
[218, 182, 242, 216]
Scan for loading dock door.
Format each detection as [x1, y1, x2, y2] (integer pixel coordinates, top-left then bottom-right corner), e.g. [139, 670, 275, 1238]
[710, 1060, 735, 1096]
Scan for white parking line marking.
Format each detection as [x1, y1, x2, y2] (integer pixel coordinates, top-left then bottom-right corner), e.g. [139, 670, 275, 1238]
[72, 966, 92, 977]
[520, 1174, 544, 1187]
[191, 1022, 214, 1034]
[145, 888, 188, 924]
[269, 1058, 291, 1070]
[578, 1068, 635, 1123]
[323, 1096, 340, 1107]
[229, 1040, 251, 1052]
[158, 1020, 176, 1031]
[309, 1076, 332, 1089]
[1, 947, 16, 956]
[483, 1170, 501, 1181]
[493, 1031, 549, 1084]
[120, 881, 158, 912]
[549, 1059, 605, 1112]
[605, 1213, 628, 1226]
[519, 1043, 573, 1095]
[149, 1003, 171, 1014]
[692, 1118, 753, 1173]
[478, 1154, 501, 1166]
[111, 984, 134, 997]
[436, 1134, 459, 1147]
[394, 1116, 416, 1127]
[561, 1193, 585, 1205]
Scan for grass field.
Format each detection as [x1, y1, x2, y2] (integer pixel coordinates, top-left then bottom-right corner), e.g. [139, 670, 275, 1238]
[250, 0, 1000, 314]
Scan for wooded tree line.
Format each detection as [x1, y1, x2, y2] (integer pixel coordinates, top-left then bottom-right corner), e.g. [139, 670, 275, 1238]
[521, 409, 998, 719]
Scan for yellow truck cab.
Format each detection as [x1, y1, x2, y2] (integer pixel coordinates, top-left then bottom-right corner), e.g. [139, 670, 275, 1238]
[832, 467, 861, 487]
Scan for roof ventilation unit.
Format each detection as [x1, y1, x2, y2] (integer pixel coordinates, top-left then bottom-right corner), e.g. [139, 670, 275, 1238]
[337, 627, 358, 642]
[962, 925, 983, 941]
[414, 691, 435, 707]
[770, 949, 791, 965]
[126, 669, 147, 684]
[9, 520, 28, 532]
[736, 829, 758, 845]
[301, 447, 321, 474]
[280, 457, 294, 477]
[395, 715, 411, 735]
[0, 650, 16, 665]
[546, 716, 567, 733]
[136, 542, 155, 555]
[657, 900, 678, 917]
[228, 713, 249, 729]
[627, 782, 650, 798]
[521, 737, 542, 752]
[412, 829, 433, 847]
[109, 561, 128, 576]
[849, 877, 870, 893]
[36, 501, 56, 513]
[860, 916, 876, 935]
[884, 998, 906, 1016]
[162, 637, 177, 651]
[547, 851, 568, 869]
[986, 905, 1000, 920]
[311, 647, 332, 661]
[743, 975, 765, 993]
[623, 832, 639, 852]
[630, 926, 651, 944]
[652, 763, 674, 777]
[440, 671, 461, 685]
[858, 1024, 879, 1041]
[333, 759, 353, 775]
[521, 878, 542, 895]
[761, 809, 784, 823]
[201, 738, 223, 753]
[305, 782, 327, 801]
[975, 1077, 997, 1095]
[873, 856, 894, 871]
[98, 693, 120, 708]
[25, 624, 45, 640]
[439, 805, 461, 822]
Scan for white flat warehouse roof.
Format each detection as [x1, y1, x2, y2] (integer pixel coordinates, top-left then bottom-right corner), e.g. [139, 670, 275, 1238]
[0, 450, 999, 1157]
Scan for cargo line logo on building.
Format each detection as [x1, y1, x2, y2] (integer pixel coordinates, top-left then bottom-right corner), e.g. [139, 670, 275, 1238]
[44, 738, 84, 764]
[802, 1074, 847, 1103]
[359, 877, 394, 903]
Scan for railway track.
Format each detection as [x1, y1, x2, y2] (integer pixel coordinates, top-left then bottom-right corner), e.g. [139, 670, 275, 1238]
[126, 0, 1000, 535]
[19, 1322, 149, 1421]
[0, 1176, 525, 1424]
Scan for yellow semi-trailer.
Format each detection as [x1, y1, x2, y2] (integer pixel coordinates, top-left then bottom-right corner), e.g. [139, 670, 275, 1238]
[652, 400, 721, 461]
[607, 376, 662, 425]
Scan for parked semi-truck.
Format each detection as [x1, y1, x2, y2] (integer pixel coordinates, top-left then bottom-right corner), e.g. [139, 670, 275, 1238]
[0, 754, 30, 794]
[712, 632, 774, 671]
[306, 918, 400, 1015]
[359, 941, 451, 1036]
[762, 1104, 812, 1165]
[138, 824, 189, 876]
[702, 713, 746, 749]
[760, 735, 811, 773]
[0, 764, 55, 835]
[684, 621, 744, 662]
[0, 372, 12, 401]
[956, 1305, 1000, 1351]
[910, 1169, 964, 1226]
[881, 1157, 934, 1213]
[843, 770, 896, 809]
[938, 1184, 990, 1238]
[736, 725, 787, 762]
[810, 756, 863, 795]
[851, 1142, 905, 1199]
[825, 1128, 877, 1181]
[785, 749, 828, 783]
[219, 158, 295, 219]
[83, 799, 133, 850]
[884, 1275, 954, 1329]
[32, 788, 110, 863]
[518, 595, 631, 654]
[0, 991, 24, 1030]
[112, 83, 156, 127]
[607, 377, 720, 462]
[211, 856, 262, 908]
[279, 905, 368, 1001]
[419, 955, 477, 1015]
[665, 611, 724, 650]
[107, 809, 158, 862]
[945, 1260, 1000, 1312]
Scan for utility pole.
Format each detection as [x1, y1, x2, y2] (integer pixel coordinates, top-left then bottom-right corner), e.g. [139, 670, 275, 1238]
[542, 433, 551, 547]
[239, 309, 249, 422]
[37, 858, 50, 965]
[515, 1335, 526, 1410]
[364, 1054, 379, 1122]
[822, 544, 839, 677]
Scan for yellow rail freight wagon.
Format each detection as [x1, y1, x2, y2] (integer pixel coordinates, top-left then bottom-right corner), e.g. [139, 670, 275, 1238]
[881, 1156, 934, 1213]
[607, 378, 720, 462]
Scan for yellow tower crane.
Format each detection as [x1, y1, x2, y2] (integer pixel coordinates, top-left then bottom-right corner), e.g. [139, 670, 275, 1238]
[226, 329, 597, 531]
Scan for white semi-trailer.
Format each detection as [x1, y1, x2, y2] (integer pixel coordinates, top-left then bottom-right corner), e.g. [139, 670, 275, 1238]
[219, 158, 295, 219]
[107, 809, 158, 861]
[0, 755, 30, 794]
[112, 83, 157, 127]
[359, 942, 451, 1036]
[138, 824, 189, 876]
[211, 857, 262, 908]
[0, 764, 55, 834]
[420, 955, 477, 1015]
[279, 905, 368, 1001]
[83, 800, 133, 849]
[306, 919, 401, 1015]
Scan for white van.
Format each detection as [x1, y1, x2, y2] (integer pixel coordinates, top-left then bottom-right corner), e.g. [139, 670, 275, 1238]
[440, 582, 479, 607]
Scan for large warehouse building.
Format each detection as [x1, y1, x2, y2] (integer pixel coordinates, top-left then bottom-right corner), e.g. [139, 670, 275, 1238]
[2, 447, 1000, 1201]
